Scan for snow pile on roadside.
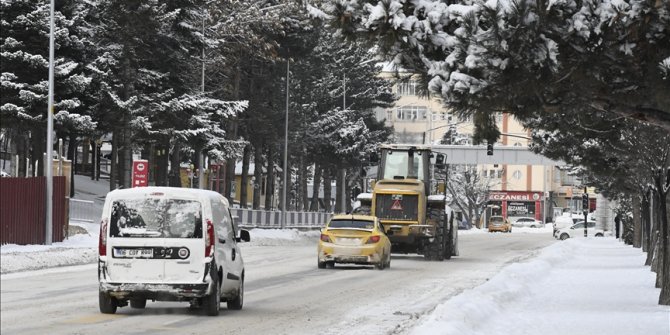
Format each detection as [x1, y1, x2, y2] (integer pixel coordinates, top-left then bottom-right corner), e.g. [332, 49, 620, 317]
[247, 228, 321, 246]
[410, 238, 669, 335]
[0, 225, 320, 274]
[459, 225, 553, 235]
[1, 248, 98, 274]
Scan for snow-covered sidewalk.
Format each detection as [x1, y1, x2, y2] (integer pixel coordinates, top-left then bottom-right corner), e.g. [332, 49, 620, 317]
[411, 238, 670, 335]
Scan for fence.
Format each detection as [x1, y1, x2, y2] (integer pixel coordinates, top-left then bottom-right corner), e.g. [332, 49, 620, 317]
[69, 198, 102, 223]
[231, 208, 331, 229]
[0, 176, 67, 245]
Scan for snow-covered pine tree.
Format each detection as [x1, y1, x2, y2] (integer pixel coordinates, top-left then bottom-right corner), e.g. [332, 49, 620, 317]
[320, 0, 670, 138]
[1, 0, 96, 176]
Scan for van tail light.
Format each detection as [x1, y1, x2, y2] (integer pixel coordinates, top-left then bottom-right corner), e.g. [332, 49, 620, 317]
[366, 235, 381, 244]
[98, 219, 108, 256]
[320, 234, 331, 243]
[205, 219, 214, 257]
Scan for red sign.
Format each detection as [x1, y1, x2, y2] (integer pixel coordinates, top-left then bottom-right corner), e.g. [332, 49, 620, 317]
[132, 160, 149, 188]
[391, 200, 403, 210]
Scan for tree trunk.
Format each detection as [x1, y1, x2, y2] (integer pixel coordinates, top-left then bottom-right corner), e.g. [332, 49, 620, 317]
[310, 164, 322, 211]
[659, 193, 670, 305]
[335, 167, 344, 213]
[110, 128, 119, 191]
[265, 144, 275, 210]
[119, 127, 131, 188]
[82, 137, 90, 176]
[252, 143, 263, 210]
[68, 135, 77, 197]
[345, 171, 353, 213]
[168, 142, 181, 187]
[155, 142, 169, 186]
[646, 193, 657, 266]
[31, 127, 44, 177]
[643, 193, 651, 252]
[240, 144, 250, 208]
[633, 195, 642, 248]
[301, 156, 309, 211]
[324, 168, 332, 212]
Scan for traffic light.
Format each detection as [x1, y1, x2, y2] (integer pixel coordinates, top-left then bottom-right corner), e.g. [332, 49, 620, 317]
[486, 142, 493, 156]
[582, 193, 589, 210]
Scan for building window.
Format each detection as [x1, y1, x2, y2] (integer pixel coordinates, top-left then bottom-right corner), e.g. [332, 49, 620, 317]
[482, 169, 488, 177]
[395, 106, 428, 122]
[513, 142, 523, 147]
[386, 110, 393, 121]
[512, 170, 522, 180]
[396, 81, 417, 96]
[497, 170, 503, 178]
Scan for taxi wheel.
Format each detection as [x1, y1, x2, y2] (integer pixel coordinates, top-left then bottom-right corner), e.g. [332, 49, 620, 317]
[385, 254, 391, 269]
[317, 260, 326, 269]
[325, 261, 335, 269]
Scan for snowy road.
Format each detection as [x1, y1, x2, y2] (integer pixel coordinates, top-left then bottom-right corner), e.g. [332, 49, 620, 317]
[1, 233, 555, 335]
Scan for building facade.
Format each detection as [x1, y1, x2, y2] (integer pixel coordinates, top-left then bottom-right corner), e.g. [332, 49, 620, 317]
[376, 67, 592, 223]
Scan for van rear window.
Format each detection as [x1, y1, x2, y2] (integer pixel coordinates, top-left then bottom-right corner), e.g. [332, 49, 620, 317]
[110, 199, 203, 238]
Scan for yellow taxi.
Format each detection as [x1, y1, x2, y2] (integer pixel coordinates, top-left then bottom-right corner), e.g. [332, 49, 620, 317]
[488, 215, 512, 233]
[318, 214, 391, 270]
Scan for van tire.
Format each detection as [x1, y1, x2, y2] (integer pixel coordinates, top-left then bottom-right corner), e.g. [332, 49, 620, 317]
[204, 263, 220, 316]
[99, 291, 117, 314]
[560, 233, 569, 240]
[130, 299, 146, 309]
[227, 274, 244, 310]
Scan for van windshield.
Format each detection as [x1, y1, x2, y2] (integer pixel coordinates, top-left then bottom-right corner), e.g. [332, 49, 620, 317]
[110, 198, 203, 238]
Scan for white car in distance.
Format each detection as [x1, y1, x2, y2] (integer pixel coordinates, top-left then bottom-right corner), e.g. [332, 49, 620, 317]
[555, 221, 603, 240]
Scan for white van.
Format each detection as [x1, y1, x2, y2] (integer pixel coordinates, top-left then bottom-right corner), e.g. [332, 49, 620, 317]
[98, 187, 250, 316]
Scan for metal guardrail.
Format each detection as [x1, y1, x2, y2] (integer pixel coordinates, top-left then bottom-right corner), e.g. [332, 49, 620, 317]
[69, 198, 101, 223]
[231, 208, 331, 229]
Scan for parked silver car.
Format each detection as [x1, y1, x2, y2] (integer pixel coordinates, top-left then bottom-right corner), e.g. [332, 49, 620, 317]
[512, 217, 544, 228]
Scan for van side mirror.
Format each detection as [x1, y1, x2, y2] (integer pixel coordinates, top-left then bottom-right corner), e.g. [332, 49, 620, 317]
[237, 229, 251, 242]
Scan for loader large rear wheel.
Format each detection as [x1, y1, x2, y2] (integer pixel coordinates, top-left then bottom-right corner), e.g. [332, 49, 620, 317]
[424, 208, 446, 261]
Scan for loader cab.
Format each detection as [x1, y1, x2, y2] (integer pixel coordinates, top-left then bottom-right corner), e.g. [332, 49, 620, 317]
[377, 146, 432, 194]
[378, 147, 429, 181]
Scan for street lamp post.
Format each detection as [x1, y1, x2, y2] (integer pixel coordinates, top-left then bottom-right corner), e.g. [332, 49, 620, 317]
[45, 0, 55, 245]
[282, 59, 289, 229]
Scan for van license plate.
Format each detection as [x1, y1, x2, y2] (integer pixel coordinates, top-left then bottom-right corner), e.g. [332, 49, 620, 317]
[113, 248, 154, 258]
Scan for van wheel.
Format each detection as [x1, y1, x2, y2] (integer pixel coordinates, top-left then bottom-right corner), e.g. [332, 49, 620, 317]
[99, 291, 117, 314]
[227, 275, 244, 310]
[203, 264, 220, 316]
[595, 233, 603, 237]
[130, 299, 146, 309]
[560, 233, 569, 240]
